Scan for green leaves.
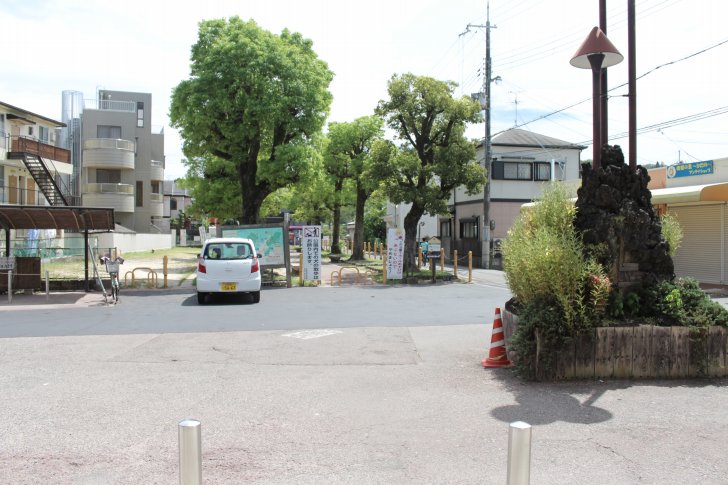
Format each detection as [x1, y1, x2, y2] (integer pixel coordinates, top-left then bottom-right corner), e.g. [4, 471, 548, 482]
[170, 17, 333, 223]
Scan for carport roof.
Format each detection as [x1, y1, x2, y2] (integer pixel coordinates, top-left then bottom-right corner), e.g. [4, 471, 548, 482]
[0, 205, 115, 231]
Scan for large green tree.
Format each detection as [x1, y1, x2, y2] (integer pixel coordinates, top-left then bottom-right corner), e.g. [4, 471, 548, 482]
[170, 17, 334, 223]
[324, 116, 384, 257]
[375, 73, 486, 271]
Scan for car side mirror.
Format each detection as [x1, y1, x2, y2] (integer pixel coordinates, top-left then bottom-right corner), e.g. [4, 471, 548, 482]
[257, 253, 263, 259]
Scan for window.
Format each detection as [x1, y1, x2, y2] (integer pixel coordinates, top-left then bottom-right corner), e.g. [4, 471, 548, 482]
[38, 126, 49, 143]
[137, 102, 144, 128]
[28, 126, 34, 137]
[97, 125, 122, 139]
[151, 180, 160, 194]
[136, 181, 143, 207]
[460, 218, 479, 239]
[96, 169, 121, 184]
[492, 161, 533, 181]
[170, 198, 178, 211]
[440, 220, 451, 238]
[535, 162, 551, 181]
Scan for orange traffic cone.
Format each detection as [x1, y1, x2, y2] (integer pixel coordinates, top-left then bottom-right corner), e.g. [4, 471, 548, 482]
[482, 307, 512, 368]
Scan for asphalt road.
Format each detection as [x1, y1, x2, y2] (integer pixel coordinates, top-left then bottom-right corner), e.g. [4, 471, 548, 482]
[2, 281, 728, 484]
[0, 283, 512, 338]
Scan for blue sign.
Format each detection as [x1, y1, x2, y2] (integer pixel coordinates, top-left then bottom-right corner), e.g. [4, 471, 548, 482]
[666, 160, 713, 178]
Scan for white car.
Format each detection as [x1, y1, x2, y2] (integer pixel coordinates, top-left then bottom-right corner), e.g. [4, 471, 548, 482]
[196, 237, 262, 304]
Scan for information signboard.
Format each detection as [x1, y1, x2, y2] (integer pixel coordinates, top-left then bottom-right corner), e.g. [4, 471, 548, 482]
[386, 228, 405, 280]
[0, 257, 15, 271]
[302, 225, 322, 282]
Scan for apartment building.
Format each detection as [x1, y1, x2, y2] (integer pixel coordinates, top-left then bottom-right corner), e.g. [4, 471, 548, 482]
[80, 90, 165, 233]
[0, 101, 73, 207]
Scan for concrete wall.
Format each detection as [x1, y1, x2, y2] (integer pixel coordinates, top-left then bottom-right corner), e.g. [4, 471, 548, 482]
[95, 232, 173, 254]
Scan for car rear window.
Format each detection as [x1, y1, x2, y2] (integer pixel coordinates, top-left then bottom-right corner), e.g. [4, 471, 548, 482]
[205, 242, 253, 260]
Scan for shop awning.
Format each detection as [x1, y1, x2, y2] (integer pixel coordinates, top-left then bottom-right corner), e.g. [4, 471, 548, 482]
[649, 183, 728, 204]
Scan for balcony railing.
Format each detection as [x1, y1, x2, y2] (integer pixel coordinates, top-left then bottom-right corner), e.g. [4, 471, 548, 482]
[84, 99, 136, 112]
[10, 136, 71, 163]
[151, 160, 164, 168]
[84, 183, 134, 194]
[83, 138, 135, 151]
[150, 193, 163, 203]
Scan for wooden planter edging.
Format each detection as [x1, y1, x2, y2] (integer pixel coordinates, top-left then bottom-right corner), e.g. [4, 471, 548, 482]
[500, 309, 728, 379]
[542, 326, 728, 380]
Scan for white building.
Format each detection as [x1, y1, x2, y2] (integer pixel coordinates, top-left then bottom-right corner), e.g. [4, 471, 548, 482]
[78, 89, 166, 234]
[442, 129, 585, 267]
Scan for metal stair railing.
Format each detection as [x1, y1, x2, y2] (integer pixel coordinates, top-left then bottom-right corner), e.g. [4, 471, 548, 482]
[19, 153, 70, 206]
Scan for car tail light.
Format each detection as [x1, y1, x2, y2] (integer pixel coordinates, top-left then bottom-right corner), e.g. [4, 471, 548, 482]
[251, 257, 259, 273]
[198, 258, 206, 274]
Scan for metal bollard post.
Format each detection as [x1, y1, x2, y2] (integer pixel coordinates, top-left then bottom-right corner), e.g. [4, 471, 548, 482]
[440, 248, 445, 272]
[468, 251, 472, 283]
[8, 270, 12, 304]
[45, 270, 50, 300]
[507, 421, 532, 485]
[163, 255, 169, 288]
[179, 419, 202, 485]
[299, 253, 304, 287]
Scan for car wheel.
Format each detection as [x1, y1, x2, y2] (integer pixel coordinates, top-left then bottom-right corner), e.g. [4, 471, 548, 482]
[197, 292, 206, 305]
[251, 291, 260, 303]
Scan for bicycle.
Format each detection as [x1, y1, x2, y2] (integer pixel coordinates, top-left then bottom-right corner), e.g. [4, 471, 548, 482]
[100, 256, 125, 303]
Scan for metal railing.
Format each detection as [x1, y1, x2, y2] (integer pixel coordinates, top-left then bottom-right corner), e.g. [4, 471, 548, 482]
[84, 98, 136, 112]
[10, 135, 71, 163]
[83, 182, 134, 194]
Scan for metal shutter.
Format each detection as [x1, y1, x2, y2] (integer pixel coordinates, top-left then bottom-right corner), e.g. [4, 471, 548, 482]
[669, 205, 722, 284]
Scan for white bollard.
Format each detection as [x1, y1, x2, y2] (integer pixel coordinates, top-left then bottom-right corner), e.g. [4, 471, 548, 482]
[507, 421, 532, 485]
[7, 270, 12, 304]
[179, 419, 202, 485]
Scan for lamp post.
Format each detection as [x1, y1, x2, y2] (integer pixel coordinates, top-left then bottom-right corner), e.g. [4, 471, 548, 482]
[570, 27, 623, 171]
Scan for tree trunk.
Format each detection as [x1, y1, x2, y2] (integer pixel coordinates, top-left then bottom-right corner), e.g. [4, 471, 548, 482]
[330, 180, 343, 254]
[403, 203, 426, 274]
[238, 163, 269, 224]
[351, 184, 367, 260]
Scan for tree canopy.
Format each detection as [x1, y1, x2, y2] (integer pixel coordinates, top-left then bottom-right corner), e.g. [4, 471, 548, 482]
[375, 73, 485, 270]
[170, 17, 334, 223]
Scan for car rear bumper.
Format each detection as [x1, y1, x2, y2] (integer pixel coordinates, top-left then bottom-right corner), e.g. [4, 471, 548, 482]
[196, 275, 261, 293]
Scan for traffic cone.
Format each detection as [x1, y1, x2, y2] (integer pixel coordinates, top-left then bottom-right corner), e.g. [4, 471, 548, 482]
[482, 307, 512, 368]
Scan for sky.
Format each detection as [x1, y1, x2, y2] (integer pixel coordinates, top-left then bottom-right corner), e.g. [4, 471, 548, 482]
[2, 0, 727, 179]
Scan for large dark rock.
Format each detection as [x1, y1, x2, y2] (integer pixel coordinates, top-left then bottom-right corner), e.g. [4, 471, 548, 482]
[574, 145, 674, 287]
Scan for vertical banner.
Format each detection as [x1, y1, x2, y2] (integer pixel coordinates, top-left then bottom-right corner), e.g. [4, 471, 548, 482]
[386, 228, 405, 280]
[302, 225, 322, 282]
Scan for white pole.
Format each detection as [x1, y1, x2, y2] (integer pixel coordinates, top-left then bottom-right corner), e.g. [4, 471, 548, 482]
[45, 270, 50, 300]
[507, 421, 532, 485]
[7, 270, 12, 304]
[179, 419, 202, 485]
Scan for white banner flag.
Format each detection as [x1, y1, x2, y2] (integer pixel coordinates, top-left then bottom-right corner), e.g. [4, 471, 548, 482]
[302, 225, 322, 281]
[386, 228, 405, 280]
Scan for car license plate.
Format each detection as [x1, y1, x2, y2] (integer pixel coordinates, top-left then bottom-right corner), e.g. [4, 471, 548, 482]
[220, 282, 237, 291]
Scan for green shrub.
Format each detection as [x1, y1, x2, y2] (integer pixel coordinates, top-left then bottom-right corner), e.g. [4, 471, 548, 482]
[503, 183, 609, 330]
[660, 213, 683, 257]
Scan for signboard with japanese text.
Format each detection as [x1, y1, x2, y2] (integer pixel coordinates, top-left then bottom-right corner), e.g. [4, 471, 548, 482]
[427, 236, 441, 255]
[386, 228, 405, 280]
[0, 257, 15, 271]
[302, 225, 322, 282]
[666, 160, 713, 179]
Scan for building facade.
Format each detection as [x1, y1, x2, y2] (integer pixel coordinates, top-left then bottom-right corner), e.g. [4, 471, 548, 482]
[0, 101, 73, 207]
[80, 90, 165, 233]
[441, 129, 585, 267]
[648, 158, 728, 285]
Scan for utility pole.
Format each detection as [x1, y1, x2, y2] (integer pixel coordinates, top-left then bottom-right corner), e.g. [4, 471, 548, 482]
[464, 2, 496, 269]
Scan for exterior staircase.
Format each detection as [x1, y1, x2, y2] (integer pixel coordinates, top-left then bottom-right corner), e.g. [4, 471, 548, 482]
[8, 152, 71, 206]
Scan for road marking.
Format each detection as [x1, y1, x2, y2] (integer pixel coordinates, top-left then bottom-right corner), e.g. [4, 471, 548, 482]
[283, 329, 343, 340]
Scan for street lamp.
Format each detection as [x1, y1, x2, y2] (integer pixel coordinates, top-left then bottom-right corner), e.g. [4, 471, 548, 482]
[570, 27, 623, 171]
